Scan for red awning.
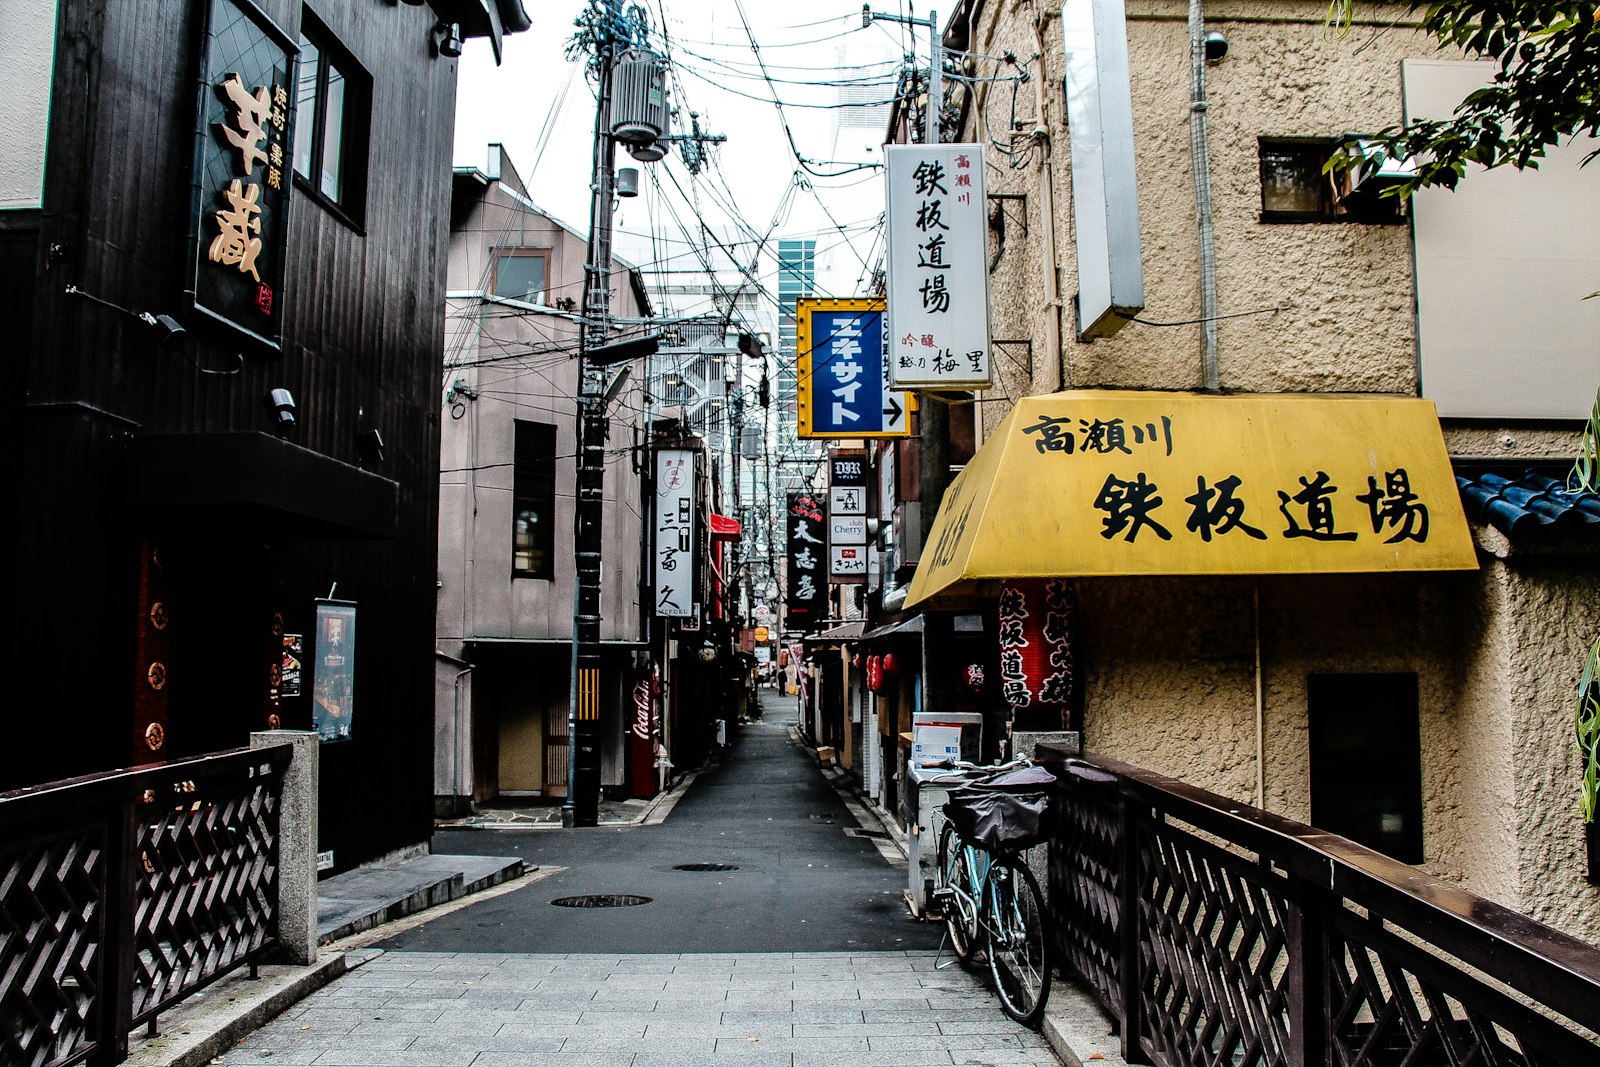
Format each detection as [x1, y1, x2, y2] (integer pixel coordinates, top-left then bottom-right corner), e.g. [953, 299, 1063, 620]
[709, 513, 741, 541]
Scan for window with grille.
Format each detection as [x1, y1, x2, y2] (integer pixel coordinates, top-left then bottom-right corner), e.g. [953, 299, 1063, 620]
[513, 420, 557, 579]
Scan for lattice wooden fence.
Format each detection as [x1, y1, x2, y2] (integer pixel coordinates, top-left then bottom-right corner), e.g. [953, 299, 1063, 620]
[1042, 749, 1600, 1067]
[0, 744, 291, 1067]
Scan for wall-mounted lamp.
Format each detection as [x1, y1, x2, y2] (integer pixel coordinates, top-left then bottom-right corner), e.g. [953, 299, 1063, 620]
[64, 284, 187, 351]
[435, 21, 463, 58]
[356, 428, 386, 469]
[1203, 30, 1229, 63]
[264, 388, 297, 439]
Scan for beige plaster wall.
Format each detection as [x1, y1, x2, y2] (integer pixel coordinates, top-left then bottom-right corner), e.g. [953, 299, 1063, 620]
[1501, 558, 1600, 941]
[953, 0, 1599, 946]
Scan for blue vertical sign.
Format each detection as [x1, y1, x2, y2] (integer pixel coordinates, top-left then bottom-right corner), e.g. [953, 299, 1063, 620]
[797, 298, 912, 438]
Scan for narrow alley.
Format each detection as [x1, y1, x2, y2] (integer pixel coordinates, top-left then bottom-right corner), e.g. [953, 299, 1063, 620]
[205, 691, 1066, 1066]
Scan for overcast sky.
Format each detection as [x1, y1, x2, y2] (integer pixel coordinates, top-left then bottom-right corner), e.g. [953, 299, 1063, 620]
[452, 1, 926, 310]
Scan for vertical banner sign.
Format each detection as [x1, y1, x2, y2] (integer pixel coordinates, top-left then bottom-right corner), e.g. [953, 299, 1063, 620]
[996, 579, 1076, 719]
[785, 491, 827, 629]
[885, 144, 991, 389]
[188, 0, 296, 352]
[828, 451, 869, 583]
[312, 600, 356, 742]
[796, 298, 912, 437]
[654, 450, 696, 617]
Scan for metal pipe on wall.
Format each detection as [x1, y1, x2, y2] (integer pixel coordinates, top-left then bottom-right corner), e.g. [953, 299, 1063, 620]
[1187, 0, 1221, 391]
[1031, 3, 1064, 393]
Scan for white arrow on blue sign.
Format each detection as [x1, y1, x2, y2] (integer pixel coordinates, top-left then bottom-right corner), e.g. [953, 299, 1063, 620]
[797, 297, 913, 439]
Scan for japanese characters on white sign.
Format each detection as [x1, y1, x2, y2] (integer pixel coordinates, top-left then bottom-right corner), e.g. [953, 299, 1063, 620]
[885, 144, 992, 390]
[653, 450, 696, 618]
[828, 452, 868, 583]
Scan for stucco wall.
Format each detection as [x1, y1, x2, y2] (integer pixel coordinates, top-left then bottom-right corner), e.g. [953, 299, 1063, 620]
[953, 0, 1598, 946]
[1502, 557, 1600, 941]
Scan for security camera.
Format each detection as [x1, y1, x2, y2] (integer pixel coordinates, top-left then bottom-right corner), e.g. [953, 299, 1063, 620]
[264, 388, 297, 438]
[1203, 30, 1228, 63]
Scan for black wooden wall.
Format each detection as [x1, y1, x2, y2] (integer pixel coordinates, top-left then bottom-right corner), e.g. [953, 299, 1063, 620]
[8, 0, 461, 872]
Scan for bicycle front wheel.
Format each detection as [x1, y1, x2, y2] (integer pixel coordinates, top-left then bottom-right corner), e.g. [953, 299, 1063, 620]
[936, 823, 978, 965]
[984, 855, 1051, 1027]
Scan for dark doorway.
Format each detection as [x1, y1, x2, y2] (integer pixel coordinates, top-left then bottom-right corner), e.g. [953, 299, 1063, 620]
[1308, 672, 1424, 864]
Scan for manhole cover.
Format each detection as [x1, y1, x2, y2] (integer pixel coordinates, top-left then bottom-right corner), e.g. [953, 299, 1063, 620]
[673, 862, 739, 872]
[550, 894, 652, 908]
[810, 813, 837, 824]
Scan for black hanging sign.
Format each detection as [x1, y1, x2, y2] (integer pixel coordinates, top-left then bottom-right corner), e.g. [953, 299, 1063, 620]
[785, 491, 827, 630]
[186, 0, 296, 353]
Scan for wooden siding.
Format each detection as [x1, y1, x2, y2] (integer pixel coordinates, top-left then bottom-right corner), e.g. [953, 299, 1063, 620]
[14, 0, 462, 872]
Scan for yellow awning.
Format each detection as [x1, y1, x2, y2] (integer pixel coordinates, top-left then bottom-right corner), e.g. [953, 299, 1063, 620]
[906, 391, 1478, 609]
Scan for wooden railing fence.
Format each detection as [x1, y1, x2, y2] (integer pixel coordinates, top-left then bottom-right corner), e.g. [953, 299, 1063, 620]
[1039, 746, 1600, 1067]
[0, 744, 292, 1067]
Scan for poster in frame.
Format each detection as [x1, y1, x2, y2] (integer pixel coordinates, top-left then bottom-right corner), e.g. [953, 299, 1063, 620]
[311, 600, 356, 742]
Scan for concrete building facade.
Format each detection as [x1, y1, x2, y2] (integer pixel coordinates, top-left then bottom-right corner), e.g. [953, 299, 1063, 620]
[907, 0, 1599, 942]
[434, 146, 650, 813]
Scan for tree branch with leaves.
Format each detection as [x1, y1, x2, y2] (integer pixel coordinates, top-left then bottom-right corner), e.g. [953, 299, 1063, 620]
[1326, 0, 1599, 194]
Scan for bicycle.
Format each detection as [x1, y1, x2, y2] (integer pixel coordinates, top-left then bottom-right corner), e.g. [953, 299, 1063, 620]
[928, 757, 1056, 1027]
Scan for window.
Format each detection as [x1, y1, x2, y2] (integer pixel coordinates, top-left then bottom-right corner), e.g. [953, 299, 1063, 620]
[1258, 138, 1402, 224]
[494, 249, 550, 304]
[1308, 673, 1424, 863]
[294, 9, 369, 223]
[513, 421, 557, 579]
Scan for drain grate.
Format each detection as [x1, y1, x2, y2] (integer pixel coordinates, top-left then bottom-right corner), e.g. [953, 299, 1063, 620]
[550, 894, 652, 908]
[673, 862, 739, 872]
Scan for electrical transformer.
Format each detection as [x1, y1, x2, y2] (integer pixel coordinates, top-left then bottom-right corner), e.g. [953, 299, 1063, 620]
[609, 48, 668, 147]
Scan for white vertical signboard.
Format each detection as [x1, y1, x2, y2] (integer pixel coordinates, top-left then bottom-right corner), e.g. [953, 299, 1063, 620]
[653, 450, 695, 617]
[885, 144, 992, 390]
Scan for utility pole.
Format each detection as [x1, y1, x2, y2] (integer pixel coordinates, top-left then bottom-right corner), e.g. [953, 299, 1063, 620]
[864, 6, 947, 556]
[567, 0, 625, 828]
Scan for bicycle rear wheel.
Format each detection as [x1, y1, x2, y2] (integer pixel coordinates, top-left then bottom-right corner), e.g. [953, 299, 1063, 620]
[984, 855, 1051, 1026]
[935, 823, 978, 965]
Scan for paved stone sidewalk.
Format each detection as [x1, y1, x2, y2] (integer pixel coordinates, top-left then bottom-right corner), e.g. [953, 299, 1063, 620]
[213, 949, 1060, 1066]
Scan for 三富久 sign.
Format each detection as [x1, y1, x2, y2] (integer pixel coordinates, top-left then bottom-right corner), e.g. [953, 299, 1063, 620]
[885, 144, 992, 390]
[654, 450, 696, 618]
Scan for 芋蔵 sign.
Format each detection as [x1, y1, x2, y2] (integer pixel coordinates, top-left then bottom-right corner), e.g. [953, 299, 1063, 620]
[187, 0, 296, 353]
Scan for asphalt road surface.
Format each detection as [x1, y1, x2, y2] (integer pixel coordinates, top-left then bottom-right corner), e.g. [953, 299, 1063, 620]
[377, 712, 942, 956]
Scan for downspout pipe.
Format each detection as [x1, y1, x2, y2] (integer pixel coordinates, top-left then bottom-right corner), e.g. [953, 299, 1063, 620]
[452, 664, 475, 811]
[1031, 7, 1064, 393]
[1188, 0, 1220, 392]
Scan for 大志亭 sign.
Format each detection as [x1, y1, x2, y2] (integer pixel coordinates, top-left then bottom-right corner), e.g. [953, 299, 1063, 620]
[885, 144, 992, 390]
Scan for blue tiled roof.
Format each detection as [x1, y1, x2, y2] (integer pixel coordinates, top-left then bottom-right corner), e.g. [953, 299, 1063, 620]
[1456, 471, 1600, 536]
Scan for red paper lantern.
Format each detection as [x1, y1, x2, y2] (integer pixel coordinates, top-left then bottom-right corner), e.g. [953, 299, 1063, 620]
[866, 655, 883, 692]
[881, 652, 900, 677]
[996, 579, 1076, 710]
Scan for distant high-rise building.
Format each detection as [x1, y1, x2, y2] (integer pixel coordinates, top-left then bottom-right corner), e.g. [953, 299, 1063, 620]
[774, 238, 819, 493]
